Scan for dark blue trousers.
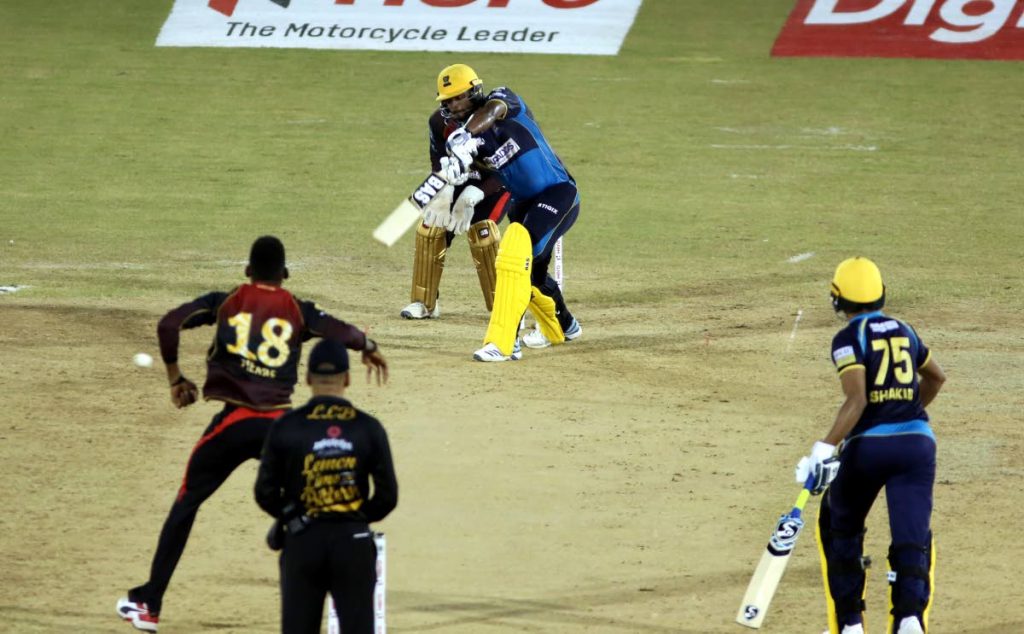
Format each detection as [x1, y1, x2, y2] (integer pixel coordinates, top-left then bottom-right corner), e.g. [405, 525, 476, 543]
[823, 432, 935, 628]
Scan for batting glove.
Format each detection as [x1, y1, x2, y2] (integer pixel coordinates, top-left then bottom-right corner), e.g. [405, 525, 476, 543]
[447, 185, 483, 235]
[420, 183, 454, 228]
[440, 156, 470, 186]
[795, 440, 836, 486]
[810, 457, 840, 495]
[445, 126, 481, 171]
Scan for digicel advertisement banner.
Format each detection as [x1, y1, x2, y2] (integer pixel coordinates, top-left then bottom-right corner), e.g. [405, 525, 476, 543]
[773, 0, 1024, 60]
[157, 0, 643, 55]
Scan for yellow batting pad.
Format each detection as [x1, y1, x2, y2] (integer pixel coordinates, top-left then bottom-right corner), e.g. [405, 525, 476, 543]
[529, 286, 565, 345]
[484, 222, 532, 356]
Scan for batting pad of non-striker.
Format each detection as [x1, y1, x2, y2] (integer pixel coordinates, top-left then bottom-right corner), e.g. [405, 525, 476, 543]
[529, 286, 565, 345]
[484, 222, 532, 355]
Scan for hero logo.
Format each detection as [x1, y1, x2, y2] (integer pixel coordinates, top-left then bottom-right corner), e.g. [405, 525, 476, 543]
[742, 605, 760, 621]
[209, 0, 288, 17]
[773, 0, 1024, 60]
[209, 0, 598, 18]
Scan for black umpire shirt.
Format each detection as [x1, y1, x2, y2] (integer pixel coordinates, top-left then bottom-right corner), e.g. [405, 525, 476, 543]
[255, 396, 398, 523]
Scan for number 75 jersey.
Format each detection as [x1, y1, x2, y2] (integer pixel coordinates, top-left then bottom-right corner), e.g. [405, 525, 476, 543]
[830, 310, 932, 436]
[160, 283, 366, 410]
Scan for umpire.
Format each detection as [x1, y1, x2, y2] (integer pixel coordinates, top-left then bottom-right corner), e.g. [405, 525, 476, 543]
[255, 338, 398, 634]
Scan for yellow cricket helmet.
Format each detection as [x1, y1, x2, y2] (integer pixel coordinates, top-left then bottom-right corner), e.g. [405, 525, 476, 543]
[436, 63, 483, 102]
[830, 257, 885, 313]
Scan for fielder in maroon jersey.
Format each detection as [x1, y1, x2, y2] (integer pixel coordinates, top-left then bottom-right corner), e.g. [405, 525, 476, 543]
[116, 236, 387, 633]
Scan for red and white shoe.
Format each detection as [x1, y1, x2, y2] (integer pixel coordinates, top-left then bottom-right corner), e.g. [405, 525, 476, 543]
[117, 597, 159, 632]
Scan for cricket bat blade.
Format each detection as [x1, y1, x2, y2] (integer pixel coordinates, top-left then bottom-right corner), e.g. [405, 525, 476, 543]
[372, 171, 450, 247]
[735, 483, 814, 629]
[373, 200, 422, 247]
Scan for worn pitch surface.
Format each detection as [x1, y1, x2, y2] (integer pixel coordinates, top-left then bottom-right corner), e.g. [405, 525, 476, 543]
[2, 1, 1022, 632]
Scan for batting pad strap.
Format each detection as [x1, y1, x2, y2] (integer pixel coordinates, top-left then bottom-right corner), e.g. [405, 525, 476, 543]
[887, 540, 932, 616]
[411, 224, 447, 309]
[468, 220, 501, 312]
[529, 286, 565, 345]
[484, 222, 532, 355]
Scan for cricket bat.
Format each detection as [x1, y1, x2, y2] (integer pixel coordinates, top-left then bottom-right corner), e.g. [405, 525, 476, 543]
[372, 172, 450, 247]
[735, 479, 815, 629]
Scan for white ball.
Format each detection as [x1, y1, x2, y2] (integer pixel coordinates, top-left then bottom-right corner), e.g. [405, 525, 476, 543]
[133, 352, 154, 368]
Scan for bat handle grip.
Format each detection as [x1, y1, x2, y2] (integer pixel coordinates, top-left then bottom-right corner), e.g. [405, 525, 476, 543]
[803, 473, 817, 490]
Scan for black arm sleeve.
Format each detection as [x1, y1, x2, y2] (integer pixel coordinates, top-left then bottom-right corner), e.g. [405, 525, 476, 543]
[360, 422, 398, 523]
[156, 291, 227, 364]
[299, 300, 372, 351]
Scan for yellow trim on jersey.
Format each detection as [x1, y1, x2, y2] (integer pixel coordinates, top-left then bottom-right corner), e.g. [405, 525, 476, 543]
[918, 350, 933, 370]
[836, 363, 865, 378]
[317, 500, 364, 514]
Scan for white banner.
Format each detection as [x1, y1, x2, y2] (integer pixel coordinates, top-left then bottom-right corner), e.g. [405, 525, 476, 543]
[157, 0, 643, 55]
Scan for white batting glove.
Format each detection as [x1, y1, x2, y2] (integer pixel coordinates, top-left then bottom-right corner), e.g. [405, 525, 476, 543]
[447, 185, 484, 235]
[795, 441, 836, 485]
[440, 156, 470, 187]
[421, 183, 454, 228]
[445, 126, 481, 171]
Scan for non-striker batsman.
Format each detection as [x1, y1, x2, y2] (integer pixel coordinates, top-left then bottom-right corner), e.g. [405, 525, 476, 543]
[795, 257, 947, 634]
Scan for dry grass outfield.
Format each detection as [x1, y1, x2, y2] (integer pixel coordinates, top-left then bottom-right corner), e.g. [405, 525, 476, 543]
[2, 1, 1023, 633]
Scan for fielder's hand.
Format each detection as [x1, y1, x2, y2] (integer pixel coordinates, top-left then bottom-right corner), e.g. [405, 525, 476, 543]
[445, 126, 482, 171]
[440, 156, 470, 186]
[361, 338, 389, 386]
[447, 185, 484, 235]
[795, 441, 838, 495]
[170, 374, 199, 409]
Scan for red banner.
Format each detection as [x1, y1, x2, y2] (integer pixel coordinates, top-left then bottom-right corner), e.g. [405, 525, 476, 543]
[773, 0, 1024, 60]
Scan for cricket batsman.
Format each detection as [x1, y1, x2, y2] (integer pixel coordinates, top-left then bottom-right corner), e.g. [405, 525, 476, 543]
[434, 63, 582, 362]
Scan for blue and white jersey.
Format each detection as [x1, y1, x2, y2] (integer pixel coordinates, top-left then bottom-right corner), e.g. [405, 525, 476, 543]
[474, 87, 573, 200]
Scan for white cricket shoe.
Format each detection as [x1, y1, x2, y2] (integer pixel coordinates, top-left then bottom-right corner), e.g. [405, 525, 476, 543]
[896, 616, 924, 634]
[400, 300, 440, 319]
[839, 624, 864, 634]
[522, 317, 582, 349]
[473, 339, 522, 362]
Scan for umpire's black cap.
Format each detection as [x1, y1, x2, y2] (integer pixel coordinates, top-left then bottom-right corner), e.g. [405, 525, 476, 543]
[308, 339, 349, 375]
